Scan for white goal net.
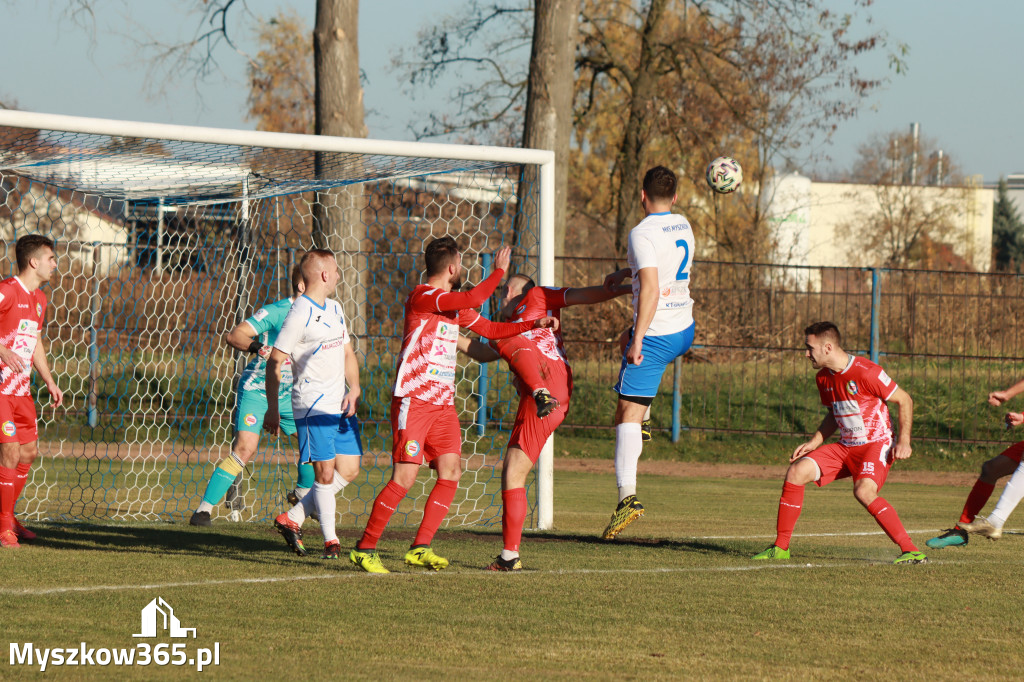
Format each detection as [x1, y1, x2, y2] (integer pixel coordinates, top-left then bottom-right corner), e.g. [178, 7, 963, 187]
[0, 111, 555, 530]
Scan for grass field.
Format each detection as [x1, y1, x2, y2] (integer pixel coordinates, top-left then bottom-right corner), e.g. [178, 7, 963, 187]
[2, 467, 1020, 680]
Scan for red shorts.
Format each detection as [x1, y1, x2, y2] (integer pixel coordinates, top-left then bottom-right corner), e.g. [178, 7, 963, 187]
[0, 395, 37, 445]
[390, 396, 462, 466]
[805, 440, 893, 489]
[998, 441, 1024, 464]
[509, 363, 572, 463]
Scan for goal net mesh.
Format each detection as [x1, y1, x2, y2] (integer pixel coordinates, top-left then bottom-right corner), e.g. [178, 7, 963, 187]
[0, 122, 543, 529]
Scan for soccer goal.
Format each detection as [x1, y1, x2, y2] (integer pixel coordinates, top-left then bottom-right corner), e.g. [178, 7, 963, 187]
[0, 110, 555, 530]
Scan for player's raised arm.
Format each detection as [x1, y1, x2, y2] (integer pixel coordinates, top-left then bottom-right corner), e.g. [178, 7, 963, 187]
[458, 309, 557, 340]
[414, 246, 512, 314]
[564, 283, 632, 307]
[457, 334, 501, 363]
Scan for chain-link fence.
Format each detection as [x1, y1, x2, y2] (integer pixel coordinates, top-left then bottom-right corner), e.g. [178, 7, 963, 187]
[539, 256, 1024, 447]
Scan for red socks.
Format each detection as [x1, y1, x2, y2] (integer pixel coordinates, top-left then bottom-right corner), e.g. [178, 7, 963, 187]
[412, 479, 459, 547]
[867, 497, 917, 553]
[774, 481, 804, 550]
[13, 461, 30, 501]
[958, 480, 995, 526]
[357, 480, 408, 551]
[0, 466, 17, 533]
[502, 487, 528, 552]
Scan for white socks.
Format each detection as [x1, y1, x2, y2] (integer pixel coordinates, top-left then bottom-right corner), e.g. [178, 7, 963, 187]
[614, 422, 643, 502]
[989, 464, 1024, 528]
[500, 549, 519, 561]
[287, 476, 347, 541]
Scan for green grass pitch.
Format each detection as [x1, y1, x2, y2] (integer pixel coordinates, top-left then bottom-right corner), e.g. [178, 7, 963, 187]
[2, 469, 1018, 680]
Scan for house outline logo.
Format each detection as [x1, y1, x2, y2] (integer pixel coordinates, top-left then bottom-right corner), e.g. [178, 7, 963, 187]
[133, 597, 197, 639]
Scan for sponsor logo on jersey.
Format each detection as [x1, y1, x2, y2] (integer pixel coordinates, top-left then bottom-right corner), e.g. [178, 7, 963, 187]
[516, 305, 526, 315]
[878, 370, 892, 386]
[243, 413, 258, 426]
[405, 440, 420, 456]
[1, 421, 15, 436]
[252, 308, 270, 322]
[18, 320, 29, 332]
[17, 303, 27, 309]
[35, 303, 42, 317]
[846, 380, 858, 395]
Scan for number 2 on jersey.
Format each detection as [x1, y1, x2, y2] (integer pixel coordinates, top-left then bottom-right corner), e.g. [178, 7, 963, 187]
[675, 239, 690, 281]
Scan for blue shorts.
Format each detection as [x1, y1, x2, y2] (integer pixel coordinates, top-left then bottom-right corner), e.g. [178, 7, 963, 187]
[613, 323, 695, 399]
[235, 387, 296, 436]
[297, 413, 362, 463]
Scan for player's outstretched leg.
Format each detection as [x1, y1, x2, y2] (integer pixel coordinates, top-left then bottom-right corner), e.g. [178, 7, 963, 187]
[532, 388, 559, 419]
[601, 494, 645, 541]
[959, 516, 1002, 540]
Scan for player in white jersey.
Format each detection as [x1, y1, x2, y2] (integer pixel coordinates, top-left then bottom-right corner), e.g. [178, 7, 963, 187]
[264, 249, 362, 560]
[600, 166, 696, 539]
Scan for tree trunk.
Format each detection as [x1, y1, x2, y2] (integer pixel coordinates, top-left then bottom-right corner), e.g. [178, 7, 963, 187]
[513, 0, 578, 283]
[613, 0, 668, 254]
[312, 0, 368, 339]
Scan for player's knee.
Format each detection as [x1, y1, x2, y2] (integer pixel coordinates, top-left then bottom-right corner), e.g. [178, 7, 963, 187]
[335, 456, 360, 483]
[314, 464, 335, 485]
[853, 481, 877, 506]
[785, 460, 814, 485]
[980, 456, 1013, 483]
[19, 442, 37, 464]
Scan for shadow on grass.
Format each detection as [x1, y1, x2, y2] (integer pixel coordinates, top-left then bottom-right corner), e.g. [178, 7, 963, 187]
[23, 522, 305, 567]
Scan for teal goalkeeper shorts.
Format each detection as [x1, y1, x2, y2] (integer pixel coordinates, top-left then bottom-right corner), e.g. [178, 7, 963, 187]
[234, 387, 296, 436]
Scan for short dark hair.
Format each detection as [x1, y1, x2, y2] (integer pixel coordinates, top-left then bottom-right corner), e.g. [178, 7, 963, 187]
[289, 264, 303, 295]
[642, 166, 677, 201]
[16, 234, 54, 272]
[804, 321, 841, 346]
[424, 237, 460, 276]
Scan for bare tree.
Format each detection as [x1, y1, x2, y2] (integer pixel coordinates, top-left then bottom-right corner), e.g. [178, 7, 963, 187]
[512, 0, 578, 278]
[836, 129, 971, 269]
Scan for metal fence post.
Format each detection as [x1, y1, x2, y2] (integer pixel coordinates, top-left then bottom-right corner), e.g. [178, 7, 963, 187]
[870, 268, 881, 363]
[476, 252, 491, 436]
[672, 355, 682, 443]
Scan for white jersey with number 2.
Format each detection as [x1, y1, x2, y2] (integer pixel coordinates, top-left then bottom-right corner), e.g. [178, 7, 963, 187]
[627, 211, 695, 336]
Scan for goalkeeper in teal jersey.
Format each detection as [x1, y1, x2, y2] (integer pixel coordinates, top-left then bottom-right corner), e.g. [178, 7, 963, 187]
[190, 267, 312, 526]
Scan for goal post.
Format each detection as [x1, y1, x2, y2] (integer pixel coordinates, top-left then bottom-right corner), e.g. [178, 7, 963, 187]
[0, 109, 556, 530]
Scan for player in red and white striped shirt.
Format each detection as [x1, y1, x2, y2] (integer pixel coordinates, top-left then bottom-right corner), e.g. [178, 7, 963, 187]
[459, 273, 630, 570]
[752, 321, 926, 565]
[0, 235, 63, 549]
[350, 238, 557, 573]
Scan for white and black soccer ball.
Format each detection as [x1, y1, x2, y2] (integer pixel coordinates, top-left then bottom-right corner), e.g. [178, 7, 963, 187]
[705, 156, 742, 194]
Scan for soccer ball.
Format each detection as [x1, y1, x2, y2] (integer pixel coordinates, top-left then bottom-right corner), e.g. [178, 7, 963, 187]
[705, 156, 742, 194]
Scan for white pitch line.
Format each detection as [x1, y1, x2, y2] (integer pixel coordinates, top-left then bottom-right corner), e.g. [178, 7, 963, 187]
[686, 528, 1020, 540]
[2, 558, 967, 597]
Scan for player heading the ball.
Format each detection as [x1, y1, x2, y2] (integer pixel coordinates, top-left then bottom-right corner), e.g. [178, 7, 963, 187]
[600, 165, 696, 540]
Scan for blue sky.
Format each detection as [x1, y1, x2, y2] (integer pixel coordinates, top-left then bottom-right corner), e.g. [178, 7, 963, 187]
[3, 0, 1021, 183]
